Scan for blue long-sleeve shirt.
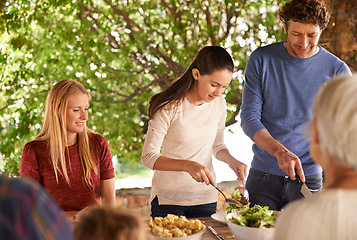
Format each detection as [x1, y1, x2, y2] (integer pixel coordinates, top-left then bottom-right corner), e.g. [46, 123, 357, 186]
[240, 41, 352, 176]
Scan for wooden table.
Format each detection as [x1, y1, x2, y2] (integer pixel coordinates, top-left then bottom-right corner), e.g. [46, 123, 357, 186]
[200, 216, 234, 240]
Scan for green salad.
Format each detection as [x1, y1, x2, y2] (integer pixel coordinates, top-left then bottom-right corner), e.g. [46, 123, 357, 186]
[225, 189, 277, 228]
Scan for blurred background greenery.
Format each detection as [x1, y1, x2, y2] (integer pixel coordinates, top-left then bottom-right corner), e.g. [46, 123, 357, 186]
[0, 0, 356, 179]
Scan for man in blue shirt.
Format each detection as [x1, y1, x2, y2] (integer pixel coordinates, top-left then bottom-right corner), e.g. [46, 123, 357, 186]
[240, 0, 352, 211]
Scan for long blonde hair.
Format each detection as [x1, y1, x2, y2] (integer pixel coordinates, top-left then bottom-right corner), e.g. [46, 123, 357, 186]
[35, 80, 97, 187]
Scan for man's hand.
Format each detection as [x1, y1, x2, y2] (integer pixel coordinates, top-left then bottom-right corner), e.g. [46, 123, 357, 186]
[276, 149, 305, 182]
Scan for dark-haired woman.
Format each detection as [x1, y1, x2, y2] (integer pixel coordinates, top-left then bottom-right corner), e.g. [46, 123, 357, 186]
[141, 46, 247, 218]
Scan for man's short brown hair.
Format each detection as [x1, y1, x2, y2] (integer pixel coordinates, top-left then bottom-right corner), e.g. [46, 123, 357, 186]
[279, 0, 330, 30]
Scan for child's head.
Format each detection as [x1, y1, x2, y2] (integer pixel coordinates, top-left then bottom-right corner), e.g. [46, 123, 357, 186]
[74, 207, 148, 240]
[148, 46, 233, 118]
[189, 45, 234, 76]
[170, 46, 234, 97]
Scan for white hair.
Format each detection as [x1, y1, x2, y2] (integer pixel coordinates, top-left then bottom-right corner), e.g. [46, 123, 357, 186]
[312, 73, 357, 171]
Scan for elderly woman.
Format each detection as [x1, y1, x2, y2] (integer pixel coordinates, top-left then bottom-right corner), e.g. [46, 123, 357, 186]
[274, 74, 357, 240]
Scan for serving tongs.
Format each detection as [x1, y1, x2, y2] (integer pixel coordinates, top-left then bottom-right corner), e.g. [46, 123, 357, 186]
[241, 188, 250, 205]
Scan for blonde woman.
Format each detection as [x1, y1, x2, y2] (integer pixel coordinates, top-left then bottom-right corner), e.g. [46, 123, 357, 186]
[274, 74, 357, 240]
[20, 80, 115, 222]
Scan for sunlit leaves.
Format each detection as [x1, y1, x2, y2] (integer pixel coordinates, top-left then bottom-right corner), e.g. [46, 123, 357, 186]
[0, 0, 288, 174]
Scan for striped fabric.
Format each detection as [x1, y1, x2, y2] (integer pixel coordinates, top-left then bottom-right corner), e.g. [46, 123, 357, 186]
[0, 174, 74, 240]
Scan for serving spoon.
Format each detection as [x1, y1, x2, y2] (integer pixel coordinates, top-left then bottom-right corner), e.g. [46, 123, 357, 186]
[214, 185, 242, 205]
[212, 182, 250, 205]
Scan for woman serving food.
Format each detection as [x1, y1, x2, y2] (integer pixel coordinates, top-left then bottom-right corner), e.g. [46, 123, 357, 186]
[141, 46, 247, 218]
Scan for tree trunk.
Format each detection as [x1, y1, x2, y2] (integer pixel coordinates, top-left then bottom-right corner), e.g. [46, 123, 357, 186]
[321, 0, 357, 72]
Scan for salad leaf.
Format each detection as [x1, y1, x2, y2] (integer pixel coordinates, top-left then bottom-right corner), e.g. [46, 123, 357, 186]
[226, 189, 277, 229]
[229, 205, 277, 228]
[232, 188, 242, 200]
[232, 214, 248, 227]
[225, 201, 250, 215]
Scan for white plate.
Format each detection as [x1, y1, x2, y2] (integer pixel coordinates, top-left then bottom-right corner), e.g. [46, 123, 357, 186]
[211, 211, 226, 224]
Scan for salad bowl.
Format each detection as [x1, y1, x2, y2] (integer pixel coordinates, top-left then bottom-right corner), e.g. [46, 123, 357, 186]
[225, 203, 277, 240]
[227, 216, 275, 240]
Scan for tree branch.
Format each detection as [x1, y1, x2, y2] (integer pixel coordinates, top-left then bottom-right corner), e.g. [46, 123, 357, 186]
[204, 3, 217, 45]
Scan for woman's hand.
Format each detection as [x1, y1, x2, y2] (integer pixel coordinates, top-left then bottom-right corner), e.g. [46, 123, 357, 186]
[75, 207, 90, 222]
[216, 149, 248, 185]
[64, 211, 77, 223]
[185, 161, 216, 187]
[65, 206, 95, 223]
[228, 160, 248, 185]
[64, 207, 90, 223]
[153, 156, 216, 186]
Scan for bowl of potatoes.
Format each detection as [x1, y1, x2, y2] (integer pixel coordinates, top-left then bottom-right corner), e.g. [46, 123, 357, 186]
[148, 214, 206, 240]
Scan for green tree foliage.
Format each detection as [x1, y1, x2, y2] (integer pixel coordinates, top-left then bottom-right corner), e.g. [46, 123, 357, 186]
[0, 0, 288, 175]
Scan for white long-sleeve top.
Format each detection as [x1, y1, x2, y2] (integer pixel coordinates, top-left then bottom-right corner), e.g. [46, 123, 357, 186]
[141, 95, 228, 206]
